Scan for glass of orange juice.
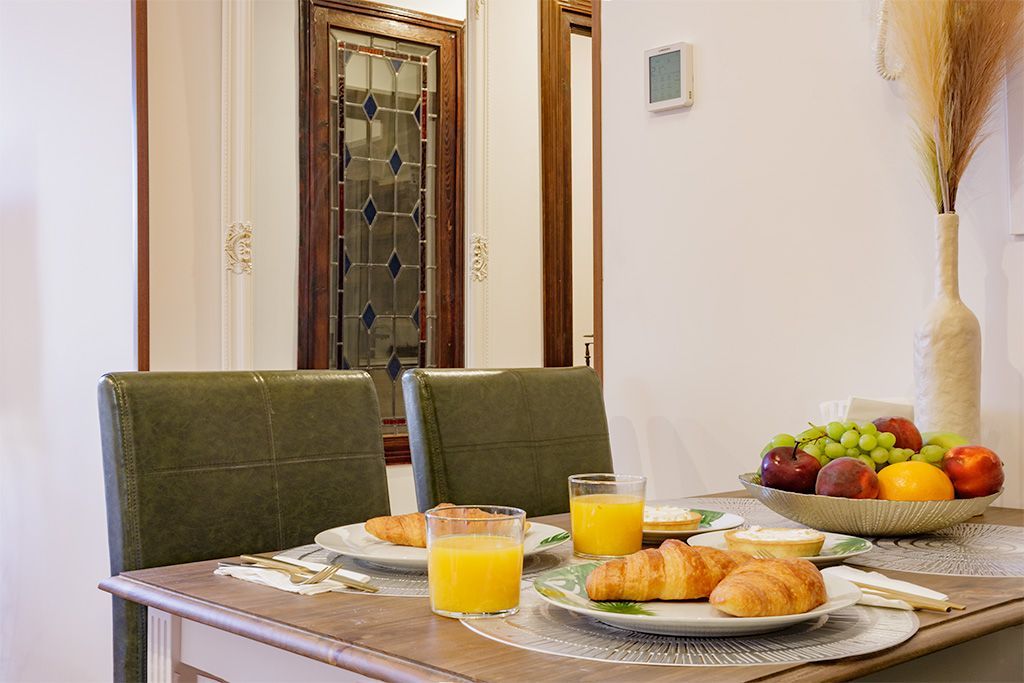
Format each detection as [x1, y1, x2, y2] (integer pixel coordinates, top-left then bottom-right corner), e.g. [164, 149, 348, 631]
[569, 473, 646, 558]
[426, 505, 526, 618]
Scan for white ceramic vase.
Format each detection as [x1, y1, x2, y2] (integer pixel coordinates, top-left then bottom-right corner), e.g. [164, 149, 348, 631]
[913, 213, 981, 441]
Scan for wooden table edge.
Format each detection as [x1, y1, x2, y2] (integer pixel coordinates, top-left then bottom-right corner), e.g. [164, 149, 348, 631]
[98, 574, 477, 683]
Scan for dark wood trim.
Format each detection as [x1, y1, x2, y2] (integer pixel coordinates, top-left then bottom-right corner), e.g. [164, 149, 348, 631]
[298, 0, 465, 462]
[539, 0, 592, 368]
[382, 435, 411, 466]
[591, 0, 602, 381]
[133, 0, 150, 371]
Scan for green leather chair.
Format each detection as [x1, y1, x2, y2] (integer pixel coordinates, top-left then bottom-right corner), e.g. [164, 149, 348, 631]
[98, 370, 390, 683]
[402, 367, 613, 516]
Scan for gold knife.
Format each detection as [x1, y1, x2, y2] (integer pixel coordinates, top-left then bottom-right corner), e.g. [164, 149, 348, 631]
[239, 555, 379, 593]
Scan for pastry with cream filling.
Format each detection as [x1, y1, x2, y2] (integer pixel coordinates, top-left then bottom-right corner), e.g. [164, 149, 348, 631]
[723, 526, 825, 558]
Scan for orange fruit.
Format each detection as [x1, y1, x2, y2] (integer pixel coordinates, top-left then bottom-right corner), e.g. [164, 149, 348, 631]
[876, 461, 955, 501]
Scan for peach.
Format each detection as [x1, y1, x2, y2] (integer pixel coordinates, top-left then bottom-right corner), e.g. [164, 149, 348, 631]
[815, 457, 880, 499]
[872, 417, 922, 452]
[942, 446, 1004, 498]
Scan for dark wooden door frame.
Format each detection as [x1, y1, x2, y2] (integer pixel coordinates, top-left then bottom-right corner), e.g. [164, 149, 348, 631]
[298, 0, 464, 463]
[133, 0, 150, 371]
[539, 0, 597, 371]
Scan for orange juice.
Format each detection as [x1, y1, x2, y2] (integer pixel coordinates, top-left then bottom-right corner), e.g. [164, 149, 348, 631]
[570, 493, 644, 556]
[428, 535, 524, 615]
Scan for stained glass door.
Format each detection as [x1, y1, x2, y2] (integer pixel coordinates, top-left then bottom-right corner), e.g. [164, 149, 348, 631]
[329, 29, 439, 434]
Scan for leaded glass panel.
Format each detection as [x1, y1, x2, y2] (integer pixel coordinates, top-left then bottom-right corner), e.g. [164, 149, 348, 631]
[330, 29, 437, 434]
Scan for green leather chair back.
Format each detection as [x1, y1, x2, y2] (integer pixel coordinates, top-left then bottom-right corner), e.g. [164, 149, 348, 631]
[98, 370, 390, 683]
[402, 367, 613, 516]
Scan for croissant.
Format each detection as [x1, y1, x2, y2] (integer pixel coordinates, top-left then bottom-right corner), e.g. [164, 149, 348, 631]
[364, 504, 529, 547]
[585, 539, 752, 601]
[364, 506, 442, 548]
[709, 558, 827, 617]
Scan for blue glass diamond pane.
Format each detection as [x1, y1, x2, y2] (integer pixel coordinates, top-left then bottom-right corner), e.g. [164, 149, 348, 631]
[361, 302, 376, 329]
[362, 197, 377, 225]
[386, 354, 402, 381]
[363, 93, 378, 120]
[388, 251, 402, 278]
[344, 144, 352, 170]
[343, 251, 352, 275]
[411, 304, 420, 327]
[391, 59, 404, 73]
[412, 203, 420, 228]
[341, 355, 350, 370]
[414, 105, 421, 125]
[388, 149, 402, 175]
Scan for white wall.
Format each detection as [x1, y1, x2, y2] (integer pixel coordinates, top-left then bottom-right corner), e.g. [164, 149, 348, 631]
[601, 0, 1024, 506]
[0, 1, 136, 680]
[465, 0, 545, 368]
[149, 0, 223, 370]
[571, 32, 595, 366]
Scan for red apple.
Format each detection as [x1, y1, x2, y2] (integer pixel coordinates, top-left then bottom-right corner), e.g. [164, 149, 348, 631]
[873, 416, 923, 452]
[760, 446, 821, 494]
[942, 446, 1004, 498]
[815, 457, 879, 499]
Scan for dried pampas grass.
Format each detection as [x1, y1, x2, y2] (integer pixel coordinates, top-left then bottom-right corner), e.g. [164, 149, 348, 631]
[890, 0, 1023, 213]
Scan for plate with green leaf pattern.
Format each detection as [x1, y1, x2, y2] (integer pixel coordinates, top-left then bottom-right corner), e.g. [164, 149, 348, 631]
[315, 522, 569, 570]
[687, 530, 872, 567]
[532, 563, 861, 636]
[643, 508, 744, 542]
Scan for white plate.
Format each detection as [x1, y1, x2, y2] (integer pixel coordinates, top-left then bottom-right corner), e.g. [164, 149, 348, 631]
[533, 564, 861, 637]
[643, 508, 744, 541]
[314, 522, 570, 570]
[687, 530, 873, 568]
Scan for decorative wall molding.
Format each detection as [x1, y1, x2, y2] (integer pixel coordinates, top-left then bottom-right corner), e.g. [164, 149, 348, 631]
[221, 0, 255, 369]
[471, 233, 489, 281]
[225, 221, 254, 274]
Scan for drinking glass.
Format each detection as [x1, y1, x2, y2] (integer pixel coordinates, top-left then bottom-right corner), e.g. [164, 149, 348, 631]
[568, 473, 646, 558]
[426, 505, 526, 618]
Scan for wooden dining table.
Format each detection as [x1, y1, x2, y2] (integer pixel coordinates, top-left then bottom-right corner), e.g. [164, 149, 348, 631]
[99, 491, 1024, 682]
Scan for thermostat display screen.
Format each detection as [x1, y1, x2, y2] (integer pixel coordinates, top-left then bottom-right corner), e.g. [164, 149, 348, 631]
[649, 51, 681, 103]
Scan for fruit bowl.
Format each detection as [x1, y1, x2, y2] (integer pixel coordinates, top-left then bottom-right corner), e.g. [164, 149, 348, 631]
[739, 473, 1001, 536]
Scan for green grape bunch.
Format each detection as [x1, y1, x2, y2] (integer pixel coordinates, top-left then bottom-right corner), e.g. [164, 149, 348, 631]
[758, 420, 919, 472]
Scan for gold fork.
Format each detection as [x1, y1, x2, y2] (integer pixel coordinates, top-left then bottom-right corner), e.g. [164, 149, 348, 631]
[296, 564, 340, 586]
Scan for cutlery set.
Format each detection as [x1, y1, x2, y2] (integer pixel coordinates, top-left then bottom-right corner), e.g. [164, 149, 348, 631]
[219, 554, 379, 593]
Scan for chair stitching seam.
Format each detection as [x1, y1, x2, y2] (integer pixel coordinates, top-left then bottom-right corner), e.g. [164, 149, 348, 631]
[109, 375, 147, 679]
[511, 370, 545, 509]
[434, 434, 609, 451]
[111, 375, 142, 571]
[137, 451, 385, 474]
[254, 372, 285, 549]
[418, 374, 449, 505]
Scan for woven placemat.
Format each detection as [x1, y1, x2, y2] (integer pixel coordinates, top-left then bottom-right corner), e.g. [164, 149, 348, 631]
[281, 542, 576, 597]
[847, 523, 1024, 577]
[462, 591, 918, 667]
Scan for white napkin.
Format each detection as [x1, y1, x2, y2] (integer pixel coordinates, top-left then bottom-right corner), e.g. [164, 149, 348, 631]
[843, 397, 914, 423]
[823, 565, 948, 611]
[270, 553, 372, 585]
[214, 556, 372, 595]
[214, 565, 336, 595]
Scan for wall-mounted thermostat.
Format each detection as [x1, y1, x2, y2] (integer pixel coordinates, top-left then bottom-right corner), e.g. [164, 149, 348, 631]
[645, 42, 693, 111]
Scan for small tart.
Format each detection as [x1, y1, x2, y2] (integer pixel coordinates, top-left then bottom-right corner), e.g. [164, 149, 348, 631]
[724, 527, 825, 558]
[643, 506, 702, 531]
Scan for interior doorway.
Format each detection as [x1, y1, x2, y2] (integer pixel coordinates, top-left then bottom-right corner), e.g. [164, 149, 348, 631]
[540, 0, 601, 374]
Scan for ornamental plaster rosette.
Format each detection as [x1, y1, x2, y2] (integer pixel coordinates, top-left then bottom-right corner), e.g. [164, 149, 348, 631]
[913, 214, 981, 441]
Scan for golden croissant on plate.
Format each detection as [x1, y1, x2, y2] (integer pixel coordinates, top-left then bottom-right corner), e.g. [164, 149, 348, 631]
[709, 558, 827, 617]
[585, 539, 753, 601]
[364, 504, 529, 548]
